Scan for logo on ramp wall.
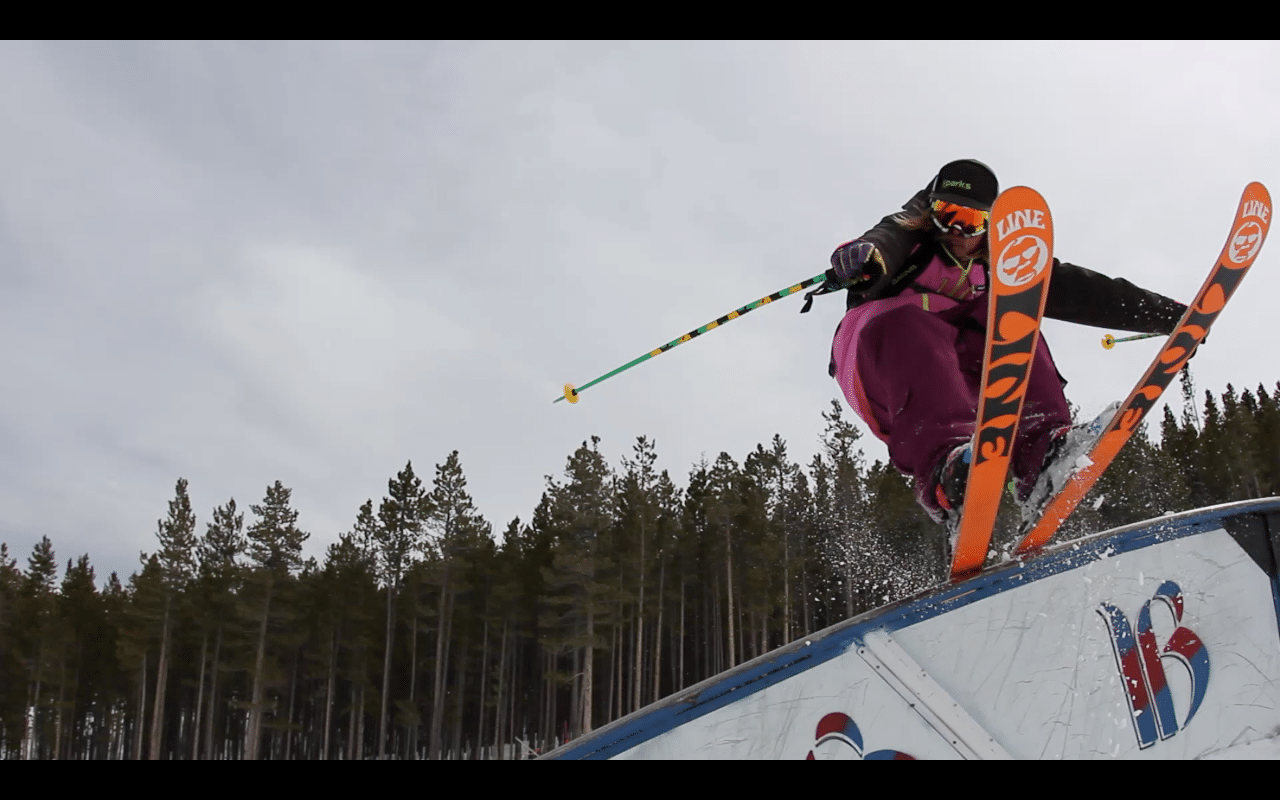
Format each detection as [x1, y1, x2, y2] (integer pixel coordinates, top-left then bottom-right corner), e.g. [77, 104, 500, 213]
[804, 712, 915, 760]
[996, 234, 1050, 287]
[1097, 580, 1210, 750]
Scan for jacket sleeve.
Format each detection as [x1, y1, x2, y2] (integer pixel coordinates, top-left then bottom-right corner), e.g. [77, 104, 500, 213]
[853, 186, 933, 278]
[1045, 259, 1187, 335]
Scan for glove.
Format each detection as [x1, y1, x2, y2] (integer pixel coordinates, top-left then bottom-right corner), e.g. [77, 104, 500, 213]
[826, 239, 887, 291]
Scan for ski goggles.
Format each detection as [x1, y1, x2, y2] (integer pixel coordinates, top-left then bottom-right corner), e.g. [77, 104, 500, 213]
[931, 199, 989, 238]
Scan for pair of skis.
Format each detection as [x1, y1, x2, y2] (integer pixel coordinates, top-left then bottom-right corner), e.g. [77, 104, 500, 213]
[948, 182, 1272, 581]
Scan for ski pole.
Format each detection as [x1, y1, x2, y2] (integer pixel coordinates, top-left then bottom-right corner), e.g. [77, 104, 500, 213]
[1101, 332, 1163, 349]
[555, 272, 828, 404]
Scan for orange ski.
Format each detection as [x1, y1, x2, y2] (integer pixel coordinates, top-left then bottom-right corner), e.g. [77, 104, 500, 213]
[949, 187, 1054, 579]
[1015, 181, 1272, 557]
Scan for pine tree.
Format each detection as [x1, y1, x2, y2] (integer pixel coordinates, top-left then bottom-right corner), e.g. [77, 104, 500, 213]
[735, 449, 768, 662]
[341, 499, 381, 760]
[149, 477, 197, 759]
[541, 437, 616, 736]
[1180, 364, 1201, 432]
[243, 481, 308, 759]
[650, 468, 681, 704]
[56, 554, 105, 760]
[1220, 384, 1257, 500]
[0, 542, 24, 757]
[818, 400, 874, 616]
[679, 461, 714, 689]
[484, 519, 531, 759]
[805, 453, 839, 631]
[313, 527, 369, 759]
[100, 571, 129, 759]
[615, 436, 660, 715]
[395, 557, 435, 758]
[373, 461, 430, 759]
[763, 435, 800, 645]
[1159, 404, 1204, 508]
[706, 452, 743, 672]
[194, 498, 245, 760]
[1255, 384, 1280, 495]
[426, 451, 489, 759]
[782, 463, 817, 639]
[526, 494, 563, 754]
[1199, 390, 1230, 503]
[312, 529, 352, 758]
[1235, 387, 1266, 498]
[116, 553, 164, 759]
[19, 537, 60, 759]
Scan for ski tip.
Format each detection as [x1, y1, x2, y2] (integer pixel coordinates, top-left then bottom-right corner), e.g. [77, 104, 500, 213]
[563, 383, 580, 404]
[1240, 181, 1272, 225]
[989, 186, 1053, 293]
[992, 185, 1050, 211]
[996, 184, 1042, 197]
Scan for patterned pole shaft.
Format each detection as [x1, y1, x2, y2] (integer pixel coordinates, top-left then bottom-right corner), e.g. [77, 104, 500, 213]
[1101, 332, 1165, 349]
[555, 272, 828, 404]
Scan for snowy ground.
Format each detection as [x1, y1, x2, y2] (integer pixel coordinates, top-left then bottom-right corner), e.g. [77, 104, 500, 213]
[1199, 734, 1280, 760]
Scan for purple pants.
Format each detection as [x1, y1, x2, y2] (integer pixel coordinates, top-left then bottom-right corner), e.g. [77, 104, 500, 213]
[835, 297, 1071, 512]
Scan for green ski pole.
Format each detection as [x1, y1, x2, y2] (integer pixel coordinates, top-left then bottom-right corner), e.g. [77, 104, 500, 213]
[555, 272, 829, 404]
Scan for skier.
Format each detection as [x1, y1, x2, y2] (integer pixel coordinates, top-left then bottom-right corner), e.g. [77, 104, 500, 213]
[818, 159, 1189, 524]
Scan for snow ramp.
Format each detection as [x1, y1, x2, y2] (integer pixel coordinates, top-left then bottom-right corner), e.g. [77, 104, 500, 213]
[541, 498, 1280, 760]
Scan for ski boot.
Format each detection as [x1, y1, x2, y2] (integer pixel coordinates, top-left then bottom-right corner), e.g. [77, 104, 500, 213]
[1018, 401, 1121, 528]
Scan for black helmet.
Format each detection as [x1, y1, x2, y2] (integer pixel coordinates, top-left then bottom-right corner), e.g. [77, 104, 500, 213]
[929, 159, 998, 211]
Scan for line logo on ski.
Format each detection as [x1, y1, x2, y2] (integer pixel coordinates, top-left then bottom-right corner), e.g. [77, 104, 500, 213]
[995, 233, 1050, 288]
[1229, 213, 1266, 264]
[994, 208, 1048, 239]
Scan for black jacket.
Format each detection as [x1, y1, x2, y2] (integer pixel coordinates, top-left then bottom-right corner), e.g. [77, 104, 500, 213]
[847, 187, 1188, 335]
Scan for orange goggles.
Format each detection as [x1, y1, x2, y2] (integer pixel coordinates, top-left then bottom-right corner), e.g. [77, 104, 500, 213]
[931, 199, 989, 238]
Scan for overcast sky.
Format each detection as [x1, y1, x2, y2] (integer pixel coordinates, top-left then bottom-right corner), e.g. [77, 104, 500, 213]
[3, 40, 1278, 585]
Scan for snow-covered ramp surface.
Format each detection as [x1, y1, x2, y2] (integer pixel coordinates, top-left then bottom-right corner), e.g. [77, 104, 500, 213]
[542, 498, 1280, 759]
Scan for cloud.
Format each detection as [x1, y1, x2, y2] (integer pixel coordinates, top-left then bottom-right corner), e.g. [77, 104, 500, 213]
[196, 242, 468, 448]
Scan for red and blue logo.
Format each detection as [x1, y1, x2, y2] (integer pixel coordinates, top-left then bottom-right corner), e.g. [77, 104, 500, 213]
[805, 712, 915, 760]
[1097, 580, 1210, 749]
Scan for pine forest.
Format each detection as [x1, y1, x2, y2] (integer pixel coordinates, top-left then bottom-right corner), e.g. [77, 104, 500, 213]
[3, 370, 1279, 759]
